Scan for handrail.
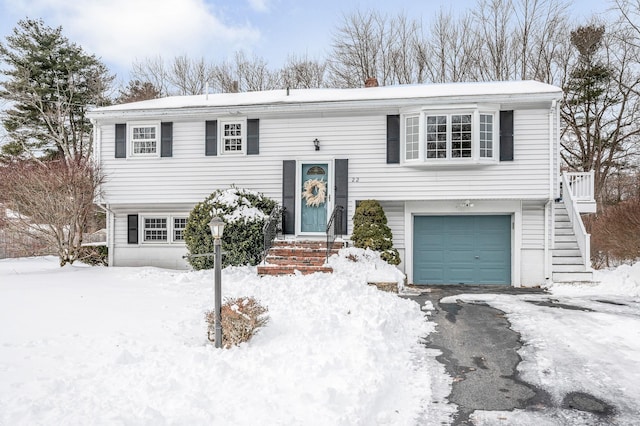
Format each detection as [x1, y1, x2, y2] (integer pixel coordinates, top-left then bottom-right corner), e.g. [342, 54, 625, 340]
[564, 171, 595, 202]
[262, 205, 282, 263]
[561, 173, 591, 269]
[326, 205, 344, 263]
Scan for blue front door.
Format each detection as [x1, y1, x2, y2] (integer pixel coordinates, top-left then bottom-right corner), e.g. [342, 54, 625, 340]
[301, 163, 328, 233]
[413, 215, 511, 285]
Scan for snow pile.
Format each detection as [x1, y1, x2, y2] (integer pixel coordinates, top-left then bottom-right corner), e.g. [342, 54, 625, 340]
[329, 247, 406, 290]
[0, 256, 437, 425]
[550, 261, 640, 298]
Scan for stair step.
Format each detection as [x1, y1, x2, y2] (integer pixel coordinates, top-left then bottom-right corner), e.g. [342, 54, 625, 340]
[265, 255, 327, 267]
[555, 222, 573, 229]
[257, 265, 333, 276]
[268, 247, 337, 258]
[554, 242, 580, 250]
[552, 257, 585, 266]
[554, 227, 575, 235]
[553, 249, 582, 257]
[555, 235, 577, 242]
[552, 264, 589, 273]
[553, 271, 594, 282]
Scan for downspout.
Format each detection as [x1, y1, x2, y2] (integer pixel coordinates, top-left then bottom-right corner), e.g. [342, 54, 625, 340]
[546, 99, 557, 283]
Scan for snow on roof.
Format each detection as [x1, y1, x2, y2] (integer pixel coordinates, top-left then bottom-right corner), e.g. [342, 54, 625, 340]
[91, 80, 561, 114]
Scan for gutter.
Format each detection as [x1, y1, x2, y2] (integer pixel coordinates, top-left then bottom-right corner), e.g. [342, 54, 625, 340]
[546, 99, 558, 283]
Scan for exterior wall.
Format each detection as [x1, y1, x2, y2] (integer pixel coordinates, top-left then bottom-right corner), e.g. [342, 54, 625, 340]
[97, 99, 557, 280]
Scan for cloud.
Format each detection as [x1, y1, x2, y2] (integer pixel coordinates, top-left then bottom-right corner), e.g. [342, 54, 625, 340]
[5, 0, 261, 74]
[247, 0, 269, 12]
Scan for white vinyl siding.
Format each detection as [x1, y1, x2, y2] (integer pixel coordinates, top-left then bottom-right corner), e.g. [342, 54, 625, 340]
[522, 202, 545, 248]
[98, 109, 551, 207]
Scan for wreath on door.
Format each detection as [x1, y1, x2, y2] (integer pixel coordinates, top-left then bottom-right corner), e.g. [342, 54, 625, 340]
[302, 179, 326, 207]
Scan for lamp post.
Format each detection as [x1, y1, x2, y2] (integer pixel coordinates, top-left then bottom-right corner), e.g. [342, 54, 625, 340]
[209, 216, 225, 348]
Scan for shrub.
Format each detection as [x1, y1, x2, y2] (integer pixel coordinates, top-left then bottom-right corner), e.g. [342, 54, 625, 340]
[78, 245, 108, 266]
[587, 198, 640, 267]
[351, 199, 400, 265]
[184, 187, 278, 269]
[205, 297, 269, 348]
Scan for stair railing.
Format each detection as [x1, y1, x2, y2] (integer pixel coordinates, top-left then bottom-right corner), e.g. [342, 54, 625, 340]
[561, 172, 591, 269]
[262, 205, 282, 263]
[326, 205, 344, 263]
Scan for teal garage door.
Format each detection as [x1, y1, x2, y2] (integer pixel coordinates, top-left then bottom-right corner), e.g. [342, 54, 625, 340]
[413, 215, 511, 285]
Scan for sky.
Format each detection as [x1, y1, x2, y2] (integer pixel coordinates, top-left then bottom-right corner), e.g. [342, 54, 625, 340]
[0, 0, 616, 84]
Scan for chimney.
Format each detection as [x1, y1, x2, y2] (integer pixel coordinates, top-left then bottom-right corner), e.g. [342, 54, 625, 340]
[231, 80, 239, 93]
[364, 77, 379, 88]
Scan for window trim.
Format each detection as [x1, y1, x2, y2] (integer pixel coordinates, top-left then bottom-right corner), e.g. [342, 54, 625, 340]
[129, 121, 161, 158]
[219, 118, 247, 155]
[401, 105, 499, 166]
[139, 214, 188, 244]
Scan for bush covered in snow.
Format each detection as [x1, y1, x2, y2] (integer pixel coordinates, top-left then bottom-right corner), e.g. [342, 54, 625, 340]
[205, 297, 269, 348]
[184, 188, 278, 269]
[351, 200, 400, 265]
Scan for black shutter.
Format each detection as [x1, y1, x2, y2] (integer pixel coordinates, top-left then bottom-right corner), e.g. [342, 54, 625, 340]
[115, 123, 126, 158]
[386, 115, 400, 164]
[247, 119, 259, 155]
[334, 159, 349, 235]
[161, 122, 173, 157]
[500, 110, 514, 161]
[282, 160, 296, 235]
[127, 214, 139, 244]
[205, 120, 217, 156]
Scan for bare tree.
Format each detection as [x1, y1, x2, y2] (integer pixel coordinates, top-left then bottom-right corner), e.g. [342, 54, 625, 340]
[423, 9, 479, 83]
[131, 55, 171, 97]
[0, 159, 104, 266]
[281, 54, 327, 89]
[168, 55, 217, 95]
[116, 80, 161, 104]
[560, 23, 640, 204]
[234, 51, 281, 92]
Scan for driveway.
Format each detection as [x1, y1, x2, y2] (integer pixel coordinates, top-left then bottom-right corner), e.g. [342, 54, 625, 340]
[405, 286, 623, 425]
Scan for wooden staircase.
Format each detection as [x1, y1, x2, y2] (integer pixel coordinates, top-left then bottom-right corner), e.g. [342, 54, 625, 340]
[257, 240, 343, 276]
[552, 201, 594, 283]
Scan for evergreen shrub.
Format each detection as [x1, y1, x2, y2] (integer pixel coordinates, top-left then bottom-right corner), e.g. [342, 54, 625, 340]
[184, 187, 278, 269]
[351, 200, 401, 265]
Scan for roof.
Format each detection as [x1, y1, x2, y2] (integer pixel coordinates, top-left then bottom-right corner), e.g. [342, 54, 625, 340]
[89, 80, 562, 116]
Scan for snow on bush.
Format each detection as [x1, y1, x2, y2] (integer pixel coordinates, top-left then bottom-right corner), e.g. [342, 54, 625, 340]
[330, 246, 406, 291]
[205, 296, 269, 348]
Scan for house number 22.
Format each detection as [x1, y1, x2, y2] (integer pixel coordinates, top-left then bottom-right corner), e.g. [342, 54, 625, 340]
[351, 177, 360, 183]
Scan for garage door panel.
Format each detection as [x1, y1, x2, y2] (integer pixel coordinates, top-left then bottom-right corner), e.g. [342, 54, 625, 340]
[413, 215, 511, 285]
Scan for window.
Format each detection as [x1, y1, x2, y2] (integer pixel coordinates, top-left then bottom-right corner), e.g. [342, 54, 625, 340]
[221, 120, 245, 154]
[173, 218, 187, 241]
[130, 123, 160, 157]
[403, 108, 497, 164]
[144, 218, 167, 242]
[405, 115, 420, 160]
[479, 114, 493, 158]
[140, 215, 187, 244]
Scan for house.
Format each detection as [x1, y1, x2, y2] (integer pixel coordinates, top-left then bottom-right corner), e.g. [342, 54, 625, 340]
[88, 80, 596, 286]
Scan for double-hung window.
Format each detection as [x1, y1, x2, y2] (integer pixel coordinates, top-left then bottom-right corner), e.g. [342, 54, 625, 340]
[141, 215, 188, 243]
[403, 107, 498, 164]
[220, 119, 246, 154]
[130, 122, 160, 157]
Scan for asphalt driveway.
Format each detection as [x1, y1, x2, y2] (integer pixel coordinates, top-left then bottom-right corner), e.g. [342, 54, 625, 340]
[405, 286, 619, 425]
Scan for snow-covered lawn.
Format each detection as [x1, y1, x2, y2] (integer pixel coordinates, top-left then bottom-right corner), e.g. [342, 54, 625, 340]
[2, 251, 640, 425]
[447, 263, 640, 425]
[0, 251, 451, 425]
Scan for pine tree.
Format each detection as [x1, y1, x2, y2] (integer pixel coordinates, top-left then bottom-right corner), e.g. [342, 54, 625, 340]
[351, 200, 400, 265]
[0, 19, 113, 161]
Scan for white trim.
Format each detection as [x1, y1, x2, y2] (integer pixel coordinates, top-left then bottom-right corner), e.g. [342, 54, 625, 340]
[219, 117, 247, 155]
[404, 200, 522, 286]
[295, 159, 334, 236]
[139, 213, 189, 245]
[128, 121, 161, 158]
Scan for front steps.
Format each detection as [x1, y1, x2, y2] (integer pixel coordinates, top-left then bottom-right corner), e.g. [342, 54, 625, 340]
[257, 240, 343, 276]
[552, 202, 594, 283]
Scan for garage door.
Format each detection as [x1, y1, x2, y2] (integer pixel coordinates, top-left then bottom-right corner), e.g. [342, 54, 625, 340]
[413, 215, 511, 285]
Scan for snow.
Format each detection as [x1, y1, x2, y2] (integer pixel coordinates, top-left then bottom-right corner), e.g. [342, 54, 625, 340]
[0, 255, 449, 425]
[88, 81, 561, 114]
[443, 262, 640, 425]
[3, 254, 639, 425]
